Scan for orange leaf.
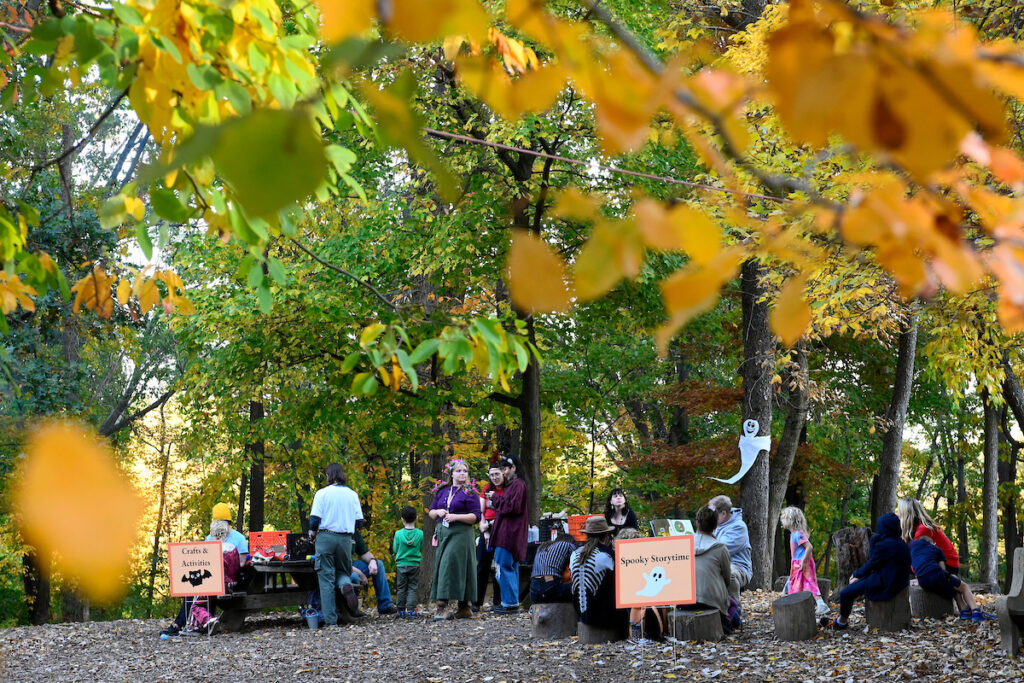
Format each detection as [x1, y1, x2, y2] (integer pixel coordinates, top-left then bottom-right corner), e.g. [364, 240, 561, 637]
[656, 249, 742, 353]
[317, 0, 375, 43]
[506, 230, 572, 313]
[573, 220, 643, 301]
[635, 200, 721, 265]
[389, 0, 489, 44]
[14, 421, 144, 604]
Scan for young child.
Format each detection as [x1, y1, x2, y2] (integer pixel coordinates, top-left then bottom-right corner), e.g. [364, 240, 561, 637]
[780, 507, 830, 616]
[910, 536, 995, 621]
[392, 506, 424, 618]
[822, 512, 911, 630]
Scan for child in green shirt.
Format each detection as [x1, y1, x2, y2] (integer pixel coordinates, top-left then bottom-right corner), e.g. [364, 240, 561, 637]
[392, 506, 424, 617]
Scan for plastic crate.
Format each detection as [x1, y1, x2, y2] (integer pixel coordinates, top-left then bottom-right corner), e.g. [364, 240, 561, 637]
[567, 514, 593, 542]
[250, 530, 288, 556]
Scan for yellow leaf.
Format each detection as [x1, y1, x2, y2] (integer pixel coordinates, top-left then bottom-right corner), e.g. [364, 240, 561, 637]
[317, 0, 375, 43]
[655, 249, 742, 354]
[173, 296, 196, 316]
[378, 365, 391, 388]
[116, 278, 131, 306]
[770, 275, 811, 347]
[14, 421, 144, 603]
[124, 197, 145, 221]
[634, 200, 721, 265]
[360, 323, 387, 347]
[389, 0, 489, 44]
[573, 220, 643, 301]
[138, 279, 160, 315]
[506, 229, 572, 313]
[550, 188, 601, 222]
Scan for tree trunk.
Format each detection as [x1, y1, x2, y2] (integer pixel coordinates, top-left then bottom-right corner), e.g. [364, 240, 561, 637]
[247, 400, 265, 532]
[870, 317, 917, 526]
[1001, 363, 1024, 591]
[519, 315, 542, 525]
[767, 342, 808, 575]
[981, 388, 1000, 587]
[146, 410, 172, 618]
[22, 551, 49, 625]
[236, 471, 248, 533]
[738, 259, 774, 590]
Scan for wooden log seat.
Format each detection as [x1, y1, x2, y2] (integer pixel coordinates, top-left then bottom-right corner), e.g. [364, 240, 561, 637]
[772, 591, 817, 641]
[531, 602, 578, 640]
[669, 608, 724, 642]
[866, 587, 911, 632]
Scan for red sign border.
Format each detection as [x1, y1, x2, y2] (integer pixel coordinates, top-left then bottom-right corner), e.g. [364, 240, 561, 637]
[168, 540, 225, 597]
[614, 535, 696, 609]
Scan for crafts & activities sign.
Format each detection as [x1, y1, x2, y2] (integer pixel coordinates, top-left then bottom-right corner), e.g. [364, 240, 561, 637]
[168, 541, 225, 597]
[615, 536, 695, 609]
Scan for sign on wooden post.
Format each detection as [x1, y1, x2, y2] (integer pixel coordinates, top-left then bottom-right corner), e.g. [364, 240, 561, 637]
[615, 536, 696, 609]
[168, 541, 225, 597]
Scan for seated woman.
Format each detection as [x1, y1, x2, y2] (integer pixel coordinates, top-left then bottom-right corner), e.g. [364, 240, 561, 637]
[570, 516, 628, 638]
[530, 531, 576, 603]
[615, 528, 668, 644]
[693, 506, 740, 633]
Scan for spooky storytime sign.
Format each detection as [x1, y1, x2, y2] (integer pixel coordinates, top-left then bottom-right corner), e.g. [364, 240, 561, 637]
[615, 536, 695, 609]
[168, 541, 225, 597]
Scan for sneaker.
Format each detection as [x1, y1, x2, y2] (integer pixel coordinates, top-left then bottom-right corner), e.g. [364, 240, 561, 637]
[159, 624, 182, 638]
[406, 609, 420, 618]
[820, 617, 848, 630]
[206, 617, 222, 636]
[815, 602, 831, 616]
[972, 609, 997, 622]
[378, 605, 399, 616]
[959, 608, 973, 620]
[491, 605, 519, 615]
[341, 584, 361, 616]
[396, 609, 406, 618]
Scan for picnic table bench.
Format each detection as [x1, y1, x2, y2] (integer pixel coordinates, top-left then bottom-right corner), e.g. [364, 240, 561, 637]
[214, 559, 320, 631]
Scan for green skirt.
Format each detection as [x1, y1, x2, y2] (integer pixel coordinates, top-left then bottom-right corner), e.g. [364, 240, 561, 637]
[430, 522, 477, 602]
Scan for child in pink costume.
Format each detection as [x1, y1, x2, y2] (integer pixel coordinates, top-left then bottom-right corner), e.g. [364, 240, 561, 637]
[781, 507, 830, 615]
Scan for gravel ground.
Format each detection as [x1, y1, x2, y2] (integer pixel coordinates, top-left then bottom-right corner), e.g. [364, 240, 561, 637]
[1, 591, 1021, 682]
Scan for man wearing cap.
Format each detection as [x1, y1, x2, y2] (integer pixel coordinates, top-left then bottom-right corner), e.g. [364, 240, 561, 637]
[486, 454, 529, 615]
[309, 463, 363, 626]
[207, 503, 248, 561]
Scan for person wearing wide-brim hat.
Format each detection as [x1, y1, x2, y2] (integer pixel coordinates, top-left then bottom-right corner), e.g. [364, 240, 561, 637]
[569, 516, 627, 637]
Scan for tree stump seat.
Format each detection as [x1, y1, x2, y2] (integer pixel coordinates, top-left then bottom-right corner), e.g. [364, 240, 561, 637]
[997, 548, 1024, 657]
[774, 576, 831, 597]
[866, 587, 911, 632]
[531, 602, 577, 640]
[669, 608, 723, 642]
[577, 621, 623, 644]
[909, 584, 956, 620]
[772, 591, 817, 641]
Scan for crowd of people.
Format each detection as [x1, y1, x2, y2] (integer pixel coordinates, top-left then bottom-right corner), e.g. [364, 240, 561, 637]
[159, 460, 996, 640]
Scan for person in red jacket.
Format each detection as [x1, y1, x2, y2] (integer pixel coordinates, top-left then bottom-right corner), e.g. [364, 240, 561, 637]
[897, 497, 960, 573]
[487, 455, 529, 614]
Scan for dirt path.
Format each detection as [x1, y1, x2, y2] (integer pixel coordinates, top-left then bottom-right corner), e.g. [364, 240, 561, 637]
[0, 591, 1019, 682]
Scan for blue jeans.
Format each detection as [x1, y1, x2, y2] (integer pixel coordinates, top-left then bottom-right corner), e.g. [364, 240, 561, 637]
[352, 559, 394, 611]
[494, 547, 519, 608]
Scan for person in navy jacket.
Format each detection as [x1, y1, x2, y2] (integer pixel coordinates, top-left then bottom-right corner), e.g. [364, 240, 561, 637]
[822, 512, 910, 629]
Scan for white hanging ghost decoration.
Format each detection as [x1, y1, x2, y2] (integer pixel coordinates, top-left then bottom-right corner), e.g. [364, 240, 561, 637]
[708, 419, 770, 484]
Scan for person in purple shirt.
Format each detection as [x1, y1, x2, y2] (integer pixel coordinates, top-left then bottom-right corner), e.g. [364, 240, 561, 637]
[427, 458, 481, 621]
[487, 454, 529, 615]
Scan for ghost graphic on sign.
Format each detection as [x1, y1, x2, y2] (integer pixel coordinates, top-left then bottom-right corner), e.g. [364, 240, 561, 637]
[635, 566, 672, 597]
[708, 419, 771, 485]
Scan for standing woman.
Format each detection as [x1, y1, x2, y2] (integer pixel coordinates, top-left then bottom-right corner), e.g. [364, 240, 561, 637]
[487, 454, 529, 614]
[604, 487, 638, 536]
[474, 462, 505, 611]
[897, 497, 960, 573]
[428, 458, 481, 621]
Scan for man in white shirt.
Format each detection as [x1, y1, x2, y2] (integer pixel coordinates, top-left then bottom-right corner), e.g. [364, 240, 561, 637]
[309, 463, 363, 625]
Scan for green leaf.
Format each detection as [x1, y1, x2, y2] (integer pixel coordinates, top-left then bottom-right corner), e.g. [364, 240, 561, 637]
[111, 3, 144, 26]
[325, 145, 357, 173]
[256, 284, 272, 313]
[247, 261, 265, 288]
[248, 42, 269, 74]
[216, 80, 252, 116]
[409, 338, 439, 364]
[395, 349, 418, 393]
[341, 351, 361, 373]
[211, 109, 327, 218]
[351, 371, 372, 394]
[135, 222, 153, 261]
[267, 257, 287, 285]
[150, 189, 191, 223]
[186, 63, 224, 91]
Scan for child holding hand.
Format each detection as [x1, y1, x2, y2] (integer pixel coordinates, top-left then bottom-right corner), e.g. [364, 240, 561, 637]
[781, 507, 830, 616]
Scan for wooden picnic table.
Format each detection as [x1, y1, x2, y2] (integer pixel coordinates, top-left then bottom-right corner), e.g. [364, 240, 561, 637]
[214, 559, 319, 631]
